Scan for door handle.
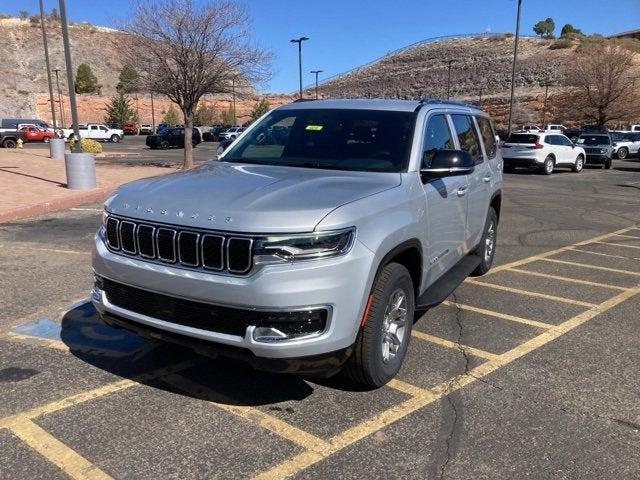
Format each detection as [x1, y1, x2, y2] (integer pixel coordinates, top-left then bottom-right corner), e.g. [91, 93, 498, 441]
[457, 186, 468, 197]
[482, 175, 492, 183]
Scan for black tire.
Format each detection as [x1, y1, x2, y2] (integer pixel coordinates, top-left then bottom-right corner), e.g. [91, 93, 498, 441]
[110, 134, 120, 143]
[160, 140, 169, 149]
[571, 154, 584, 173]
[471, 207, 498, 276]
[43, 137, 50, 144]
[503, 165, 515, 173]
[343, 263, 415, 388]
[2, 138, 17, 148]
[617, 147, 628, 160]
[604, 158, 612, 169]
[541, 155, 554, 175]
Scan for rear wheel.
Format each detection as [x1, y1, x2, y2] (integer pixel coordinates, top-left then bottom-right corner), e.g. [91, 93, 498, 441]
[160, 140, 169, 149]
[503, 165, 515, 173]
[541, 156, 554, 175]
[471, 207, 498, 276]
[2, 138, 17, 148]
[343, 263, 414, 388]
[43, 137, 50, 143]
[572, 155, 584, 173]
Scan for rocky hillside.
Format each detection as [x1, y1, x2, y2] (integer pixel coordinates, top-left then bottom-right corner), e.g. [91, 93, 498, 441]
[310, 34, 640, 126]
[0, 17, 288, 125]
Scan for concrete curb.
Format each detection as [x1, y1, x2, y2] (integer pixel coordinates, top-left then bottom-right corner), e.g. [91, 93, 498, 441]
[0, 186, 114, 223]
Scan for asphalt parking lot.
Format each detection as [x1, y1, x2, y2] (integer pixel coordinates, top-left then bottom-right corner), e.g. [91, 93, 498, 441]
[1, 158, 640, 479]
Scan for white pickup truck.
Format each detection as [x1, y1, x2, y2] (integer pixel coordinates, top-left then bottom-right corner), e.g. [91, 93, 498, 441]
[62, 124, 124, 143]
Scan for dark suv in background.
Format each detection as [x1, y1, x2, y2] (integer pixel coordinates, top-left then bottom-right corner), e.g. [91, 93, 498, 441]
[146, 127, 202, 149]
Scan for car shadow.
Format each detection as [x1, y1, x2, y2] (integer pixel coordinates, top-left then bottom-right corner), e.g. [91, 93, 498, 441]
[59, 301, 358, 406]
[614, 166, 640, 173]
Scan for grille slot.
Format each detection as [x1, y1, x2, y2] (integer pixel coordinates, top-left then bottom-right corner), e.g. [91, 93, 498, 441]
[157, 228, 177, 263]
[178, 231, 199, 266]
[227, 238, 253, 273]
[104, 216, 254, 275]
[106, 217, 120, 250]
[137, 225, 155, 258]
[120, 221, 137, 254]
[201, 235, 224, 270]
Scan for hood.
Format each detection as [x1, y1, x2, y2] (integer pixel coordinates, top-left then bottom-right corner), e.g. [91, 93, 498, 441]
[105, 162, 401, 233]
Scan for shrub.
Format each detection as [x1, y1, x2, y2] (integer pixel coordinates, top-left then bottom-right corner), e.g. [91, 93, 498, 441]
[70, 138, 102, 154]
[549, 38, 573, 50]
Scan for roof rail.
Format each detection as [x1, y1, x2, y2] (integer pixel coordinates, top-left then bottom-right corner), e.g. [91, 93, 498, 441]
[418, 97, 478, 109]
[292, 98, 315, 103]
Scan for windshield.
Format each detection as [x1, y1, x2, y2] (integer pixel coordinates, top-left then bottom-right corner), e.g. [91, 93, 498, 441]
[222, 108, 416, 172]
[578, 135, 610, 146]
[506, 134, 538, 144]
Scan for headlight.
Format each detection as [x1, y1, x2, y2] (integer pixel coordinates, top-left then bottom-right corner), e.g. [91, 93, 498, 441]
[254, 228, 355, 262]
[600, 148, 607, 154]
[102, 210, 109, 228]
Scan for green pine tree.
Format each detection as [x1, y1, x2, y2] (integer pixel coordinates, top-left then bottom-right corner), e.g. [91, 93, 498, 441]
[75, 63, 101, 94]
[250, 98, 270, 122]
[116, 64, 139, 94]
[163, 104, 182, 126]
[103, 93, 136, 125]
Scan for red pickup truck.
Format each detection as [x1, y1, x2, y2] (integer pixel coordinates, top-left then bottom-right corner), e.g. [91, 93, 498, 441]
[20, 126, 55, 143]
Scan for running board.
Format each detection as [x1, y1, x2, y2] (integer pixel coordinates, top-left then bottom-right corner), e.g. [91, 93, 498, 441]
[416, 255, 481, 309]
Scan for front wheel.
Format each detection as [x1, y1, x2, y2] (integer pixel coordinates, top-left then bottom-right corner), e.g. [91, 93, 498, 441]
[617, 147, 628, 159]
[110, 134, 120, 143]
[43, 137, 50, 144]
[471, 207, 498, 276]
[343, 263, 415, 388]
[2, 138, 17, 148]
[572, 155, 584, 173]
[604, 158, 612, 169]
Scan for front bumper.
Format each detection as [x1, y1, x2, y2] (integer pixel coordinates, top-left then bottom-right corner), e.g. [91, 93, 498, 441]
[584, 154, 609, 164]
[92, 229, 374, 360]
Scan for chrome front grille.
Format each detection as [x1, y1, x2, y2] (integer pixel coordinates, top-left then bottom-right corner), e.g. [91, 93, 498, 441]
[104, 216, 253, 274]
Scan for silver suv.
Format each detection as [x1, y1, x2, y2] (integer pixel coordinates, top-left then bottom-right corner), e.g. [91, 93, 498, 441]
[92, 99, 503, 387]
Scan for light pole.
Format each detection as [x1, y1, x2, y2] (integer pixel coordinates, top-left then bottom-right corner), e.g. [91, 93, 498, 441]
[53, 68, 65, 127]
[507, 0, 523, 137]
[541, 82, 551, 127]
[446, 59, 455, 100]
[290, 36, 309, 99]
[39, 0, 57, 128]
[310, 70, 323, 99]
[478, 86, 483, 106]
[59, 0, 81, 151]
[150, 91, 155, 132]
[231, 77, 236, 125]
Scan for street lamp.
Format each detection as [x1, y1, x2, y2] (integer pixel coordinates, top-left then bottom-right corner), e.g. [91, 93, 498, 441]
[507, 0, 523, 137]
[58, 0, 81, 151]
[150, 91, 156, 132]
[446, 59, 455, 100]
[53, 68, 65, 127]
[310, 70, 323, 99]
[39, 0, 57, 128]
[541, 82, 552, 127]
[290, 36, 309, 99]
[232, 77, 236, 125]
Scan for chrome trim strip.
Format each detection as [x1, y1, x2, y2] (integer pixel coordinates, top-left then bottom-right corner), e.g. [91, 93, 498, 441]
[226, 237, 253, 274]
[156, 228, 177, 263]
[105, 217, 120, 250]
[119, 221, 137, 255]
[178, 231, 200, 267]
[201, 234, 225, 271]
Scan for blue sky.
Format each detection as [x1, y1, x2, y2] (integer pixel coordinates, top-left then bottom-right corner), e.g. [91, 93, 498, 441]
[7, 0, 640, 92]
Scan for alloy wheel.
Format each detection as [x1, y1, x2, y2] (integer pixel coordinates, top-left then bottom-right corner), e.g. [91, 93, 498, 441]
[381, 288, 408, 363]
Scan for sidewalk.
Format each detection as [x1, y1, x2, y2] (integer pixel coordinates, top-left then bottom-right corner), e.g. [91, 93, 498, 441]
[0, 148, 176, 223]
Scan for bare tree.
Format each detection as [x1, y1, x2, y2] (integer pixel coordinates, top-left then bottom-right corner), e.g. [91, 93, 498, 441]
[120, 0, 270, 168]
[563, 39, 639, 126]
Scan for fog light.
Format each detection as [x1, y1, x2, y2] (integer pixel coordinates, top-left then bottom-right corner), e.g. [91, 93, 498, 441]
[251, 309, 328, 343]
[91, 275, 104, 301]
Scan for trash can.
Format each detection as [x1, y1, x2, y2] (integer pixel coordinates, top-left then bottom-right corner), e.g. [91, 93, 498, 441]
[64, 152, 96, 189]
[50, 138, 66, 160]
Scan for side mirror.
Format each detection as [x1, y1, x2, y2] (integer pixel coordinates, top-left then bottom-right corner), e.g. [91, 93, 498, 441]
[421, 150, 475, 178]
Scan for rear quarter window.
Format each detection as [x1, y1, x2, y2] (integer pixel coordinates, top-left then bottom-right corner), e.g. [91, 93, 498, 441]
[476, 116, 497, 159]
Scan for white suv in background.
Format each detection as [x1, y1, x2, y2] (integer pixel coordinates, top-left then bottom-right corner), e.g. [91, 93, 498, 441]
[501, 131, 586, 174]
[611, 131, 640, 159]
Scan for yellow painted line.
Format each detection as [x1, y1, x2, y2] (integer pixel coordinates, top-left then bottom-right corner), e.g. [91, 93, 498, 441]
[541, 258, 640, 277]
[441, 300, 552, 330]
[567, 247, 640, 261]
[255, 285, 640, 479]
[411, 330, 498, 360]
[162, 374, 330, 453]
[6, 416, 112, 480]
[485, 224, 640, 275]
[465, 279, 596, 307]
[596, 241, 640, 250]
[7, 332, 70, 352]
[0, 360, 198, 429]
[386, 378, 429, 397]
[507, 268, 627, 291]
[612, 233, 640, 240]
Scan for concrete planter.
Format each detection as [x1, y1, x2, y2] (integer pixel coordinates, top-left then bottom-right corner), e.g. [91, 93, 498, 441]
[50, 138, 66, 160]
[64, 152, 96, 189]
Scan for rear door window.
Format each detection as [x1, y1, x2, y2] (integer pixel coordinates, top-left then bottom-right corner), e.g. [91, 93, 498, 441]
[451, 114, 483, 163]
[475, 116, 497, 159]
[422, 114, 455, 167]
[506, 134, 538, 144]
